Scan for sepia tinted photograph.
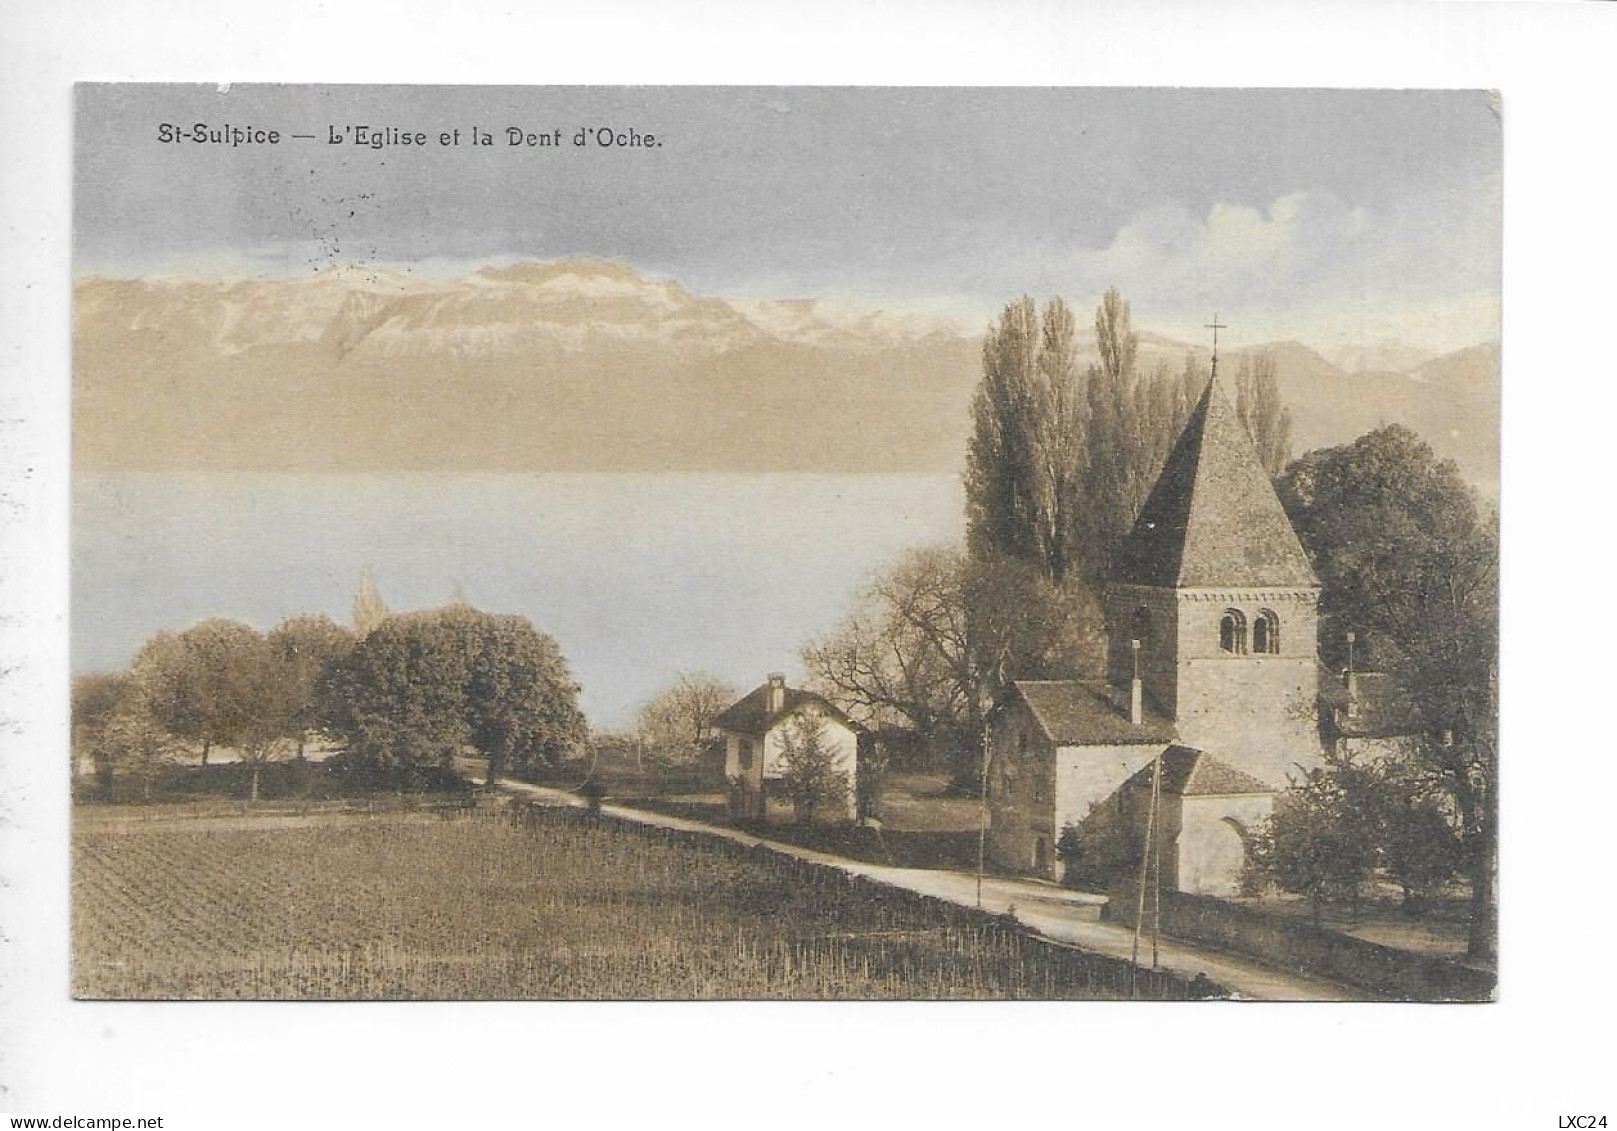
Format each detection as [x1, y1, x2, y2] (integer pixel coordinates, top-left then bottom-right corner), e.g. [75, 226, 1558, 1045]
[70, 85, 1500, 1002]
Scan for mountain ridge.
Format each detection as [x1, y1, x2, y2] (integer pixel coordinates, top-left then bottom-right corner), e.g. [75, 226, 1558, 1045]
[73, 259, 1499, 488]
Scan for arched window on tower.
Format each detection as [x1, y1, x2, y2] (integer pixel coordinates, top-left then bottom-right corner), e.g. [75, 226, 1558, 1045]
[1219, 609, 1247, 655]
[1253, 609, 1280, 654]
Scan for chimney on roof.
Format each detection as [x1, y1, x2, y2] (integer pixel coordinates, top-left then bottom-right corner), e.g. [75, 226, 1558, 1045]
[767, 672, 786, 715]
[1129, 639, 1143, 725]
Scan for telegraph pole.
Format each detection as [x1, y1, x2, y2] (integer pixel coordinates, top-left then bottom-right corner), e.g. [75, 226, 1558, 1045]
[1130, 747, 1162, 996]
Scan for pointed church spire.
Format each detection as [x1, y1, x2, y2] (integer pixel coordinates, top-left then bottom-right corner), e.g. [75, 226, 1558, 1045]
[1112, 376, 1318, 589]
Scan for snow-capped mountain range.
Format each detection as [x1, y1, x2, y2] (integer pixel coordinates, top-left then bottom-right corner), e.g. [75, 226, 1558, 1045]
[74, 258, 1499, 488]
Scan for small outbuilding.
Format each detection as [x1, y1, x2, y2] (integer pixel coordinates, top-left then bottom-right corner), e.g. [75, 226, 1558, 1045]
[714, 673, 861, 822]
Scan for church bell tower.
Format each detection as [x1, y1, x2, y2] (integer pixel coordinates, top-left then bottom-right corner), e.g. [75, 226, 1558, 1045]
[1105, 371, 1323, 788]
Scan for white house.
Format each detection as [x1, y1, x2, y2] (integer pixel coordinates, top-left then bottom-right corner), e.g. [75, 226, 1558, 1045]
[715, 673, 861, 822]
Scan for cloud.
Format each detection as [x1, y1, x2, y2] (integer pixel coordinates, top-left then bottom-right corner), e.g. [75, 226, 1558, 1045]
[872, 171, 1501, 354]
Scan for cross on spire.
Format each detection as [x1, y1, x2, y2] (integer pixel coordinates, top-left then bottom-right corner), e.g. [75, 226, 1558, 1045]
[1205, 313, 1228, 378]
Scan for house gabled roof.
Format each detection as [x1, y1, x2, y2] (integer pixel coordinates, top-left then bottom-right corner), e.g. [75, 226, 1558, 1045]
[1122, 745, 1274, 797]
[1112, 377, 1319, 590]
[1009, 680, 1175, 746]
[713, 682, 860, 737]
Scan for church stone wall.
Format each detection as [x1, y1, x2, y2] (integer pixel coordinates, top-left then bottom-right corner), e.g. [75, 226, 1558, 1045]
[1054, 742, 1167, 842]
[1171, 588, 1323, 789]
[986, 697, 1058, 877]
[1174, 793, 1273, 896]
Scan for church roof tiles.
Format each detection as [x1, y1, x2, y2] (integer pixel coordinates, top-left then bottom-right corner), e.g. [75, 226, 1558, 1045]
[1113, 377, 1319, 590]
[1010, 680, 1175, 746]
[1122, 744, 1275, 797]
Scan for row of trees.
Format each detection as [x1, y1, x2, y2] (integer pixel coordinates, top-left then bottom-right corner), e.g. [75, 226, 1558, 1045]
[75, 604, 588, 799]
[965, 289, 1291, 587]
[77, 615, 356, 800]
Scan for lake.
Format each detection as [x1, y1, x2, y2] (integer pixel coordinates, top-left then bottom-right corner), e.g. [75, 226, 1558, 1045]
[72, 472, 965, 729]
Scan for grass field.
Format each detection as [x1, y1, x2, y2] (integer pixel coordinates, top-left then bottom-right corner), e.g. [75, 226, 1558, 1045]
[73, 801, 1198, 1000]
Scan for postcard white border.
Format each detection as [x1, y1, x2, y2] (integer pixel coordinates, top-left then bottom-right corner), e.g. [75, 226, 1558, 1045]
[3, 0, 1614, 1120]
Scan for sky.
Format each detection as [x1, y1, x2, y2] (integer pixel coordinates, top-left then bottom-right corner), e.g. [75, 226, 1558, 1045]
[74, 85, 1501, 354]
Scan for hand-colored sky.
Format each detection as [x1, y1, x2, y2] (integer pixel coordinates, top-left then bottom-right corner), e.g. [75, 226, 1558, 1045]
[75, 85, 1500, 353]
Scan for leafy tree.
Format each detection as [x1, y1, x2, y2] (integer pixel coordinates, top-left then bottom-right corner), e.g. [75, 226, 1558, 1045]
[1233, 349, 1293, 479]
[1055, 823, 1085, 886]
[1246, 754, 1382, 926]
[72, 671, 174, 798]
[966, 297, 1067, 574]
[461, 609, 588, 784]
[325, 611, 478, 774]
[227, 632, 303, 802]
[268, 614, 355, 758]
[1056, 800, 1142, 889]
[774, 712, 850, 825]
[1377, 779, 1465, 913]
[131, 618, 262, 765]
[72, 671, 130, 781]
[326, 606, 585, 783]
[1128, 355, 1204, 500]
[1080, 287, 1141, 580]
[636, 672, 737, 765]
[854, 735, 891, 822]
[1279, 425, 1498, 958]
[963, 552, 1104, 692]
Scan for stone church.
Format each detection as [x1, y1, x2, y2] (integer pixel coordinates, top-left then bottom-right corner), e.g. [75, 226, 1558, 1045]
[986, 374, 1327, 896]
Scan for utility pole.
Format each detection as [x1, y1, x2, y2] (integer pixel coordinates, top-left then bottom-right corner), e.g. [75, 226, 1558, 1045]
[976, 715, 992, 909]
[1130, 748, 1162, 997]
[975, 645, 1010, 910]
[1151, 748, 1163, 970]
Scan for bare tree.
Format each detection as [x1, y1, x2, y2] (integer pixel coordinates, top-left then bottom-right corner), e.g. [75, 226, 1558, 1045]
[636, 672, 738, 765]
[804, 546, 1101, 779]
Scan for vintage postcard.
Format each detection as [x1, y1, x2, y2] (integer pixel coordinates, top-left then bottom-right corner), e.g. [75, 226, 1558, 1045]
[71, 85, 1499, 1001]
